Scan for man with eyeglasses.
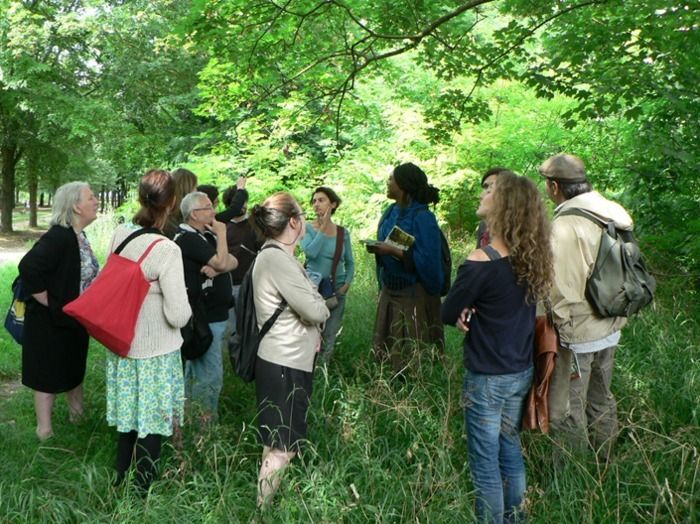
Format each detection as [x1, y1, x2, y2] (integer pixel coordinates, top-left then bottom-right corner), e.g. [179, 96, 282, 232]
[175, 191, 238, 426]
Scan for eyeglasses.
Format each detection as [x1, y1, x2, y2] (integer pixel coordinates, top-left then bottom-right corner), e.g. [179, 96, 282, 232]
[193, 206, 214, 212]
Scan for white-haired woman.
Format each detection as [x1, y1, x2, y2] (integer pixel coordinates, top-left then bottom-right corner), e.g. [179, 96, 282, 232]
[19, 181, 100, 440]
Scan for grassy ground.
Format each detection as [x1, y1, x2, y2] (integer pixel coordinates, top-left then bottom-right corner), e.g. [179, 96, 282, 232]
[0, 217, 698, 523]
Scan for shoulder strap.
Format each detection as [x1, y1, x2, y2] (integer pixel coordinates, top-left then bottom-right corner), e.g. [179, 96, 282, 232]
[259, 299, 288, 339]
[136, 239, 166, 264]
[482, 244, 502, 261]
[114, 227, 163, 255]
[557, 208, 616, 236]
[260, 243, 284, 254]
[256, 242, 288, 339]
[330, 226, 345, 288]
[173, 226, 208, 244]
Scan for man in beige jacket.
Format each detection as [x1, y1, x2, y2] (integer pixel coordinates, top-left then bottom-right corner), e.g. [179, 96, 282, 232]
[541, 153, 633, 460]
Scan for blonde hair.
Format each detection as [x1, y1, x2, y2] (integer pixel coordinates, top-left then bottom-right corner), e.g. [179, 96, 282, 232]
[489, 172, 553, 302]
[169, 168, 198, 220]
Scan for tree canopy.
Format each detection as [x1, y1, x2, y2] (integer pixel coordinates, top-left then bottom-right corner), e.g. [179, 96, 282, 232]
[0, 0, 697, 272]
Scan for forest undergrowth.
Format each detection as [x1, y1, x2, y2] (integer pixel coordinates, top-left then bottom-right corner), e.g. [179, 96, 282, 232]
[0, 217, 697, 523]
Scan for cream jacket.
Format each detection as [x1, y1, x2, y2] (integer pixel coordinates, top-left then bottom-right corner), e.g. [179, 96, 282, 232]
[109, 226, 192, 359]
[253, 240, 330, 373]
[551, 191, 632, 344]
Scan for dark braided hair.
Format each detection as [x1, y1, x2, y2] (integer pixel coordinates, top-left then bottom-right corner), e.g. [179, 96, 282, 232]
[393, 163, 439, 204]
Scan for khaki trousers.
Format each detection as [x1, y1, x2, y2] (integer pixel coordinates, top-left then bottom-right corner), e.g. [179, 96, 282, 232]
[548, 344, 619, 459]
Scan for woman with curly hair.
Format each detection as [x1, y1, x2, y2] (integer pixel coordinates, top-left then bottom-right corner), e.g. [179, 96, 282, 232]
[442, 171, 553, 524]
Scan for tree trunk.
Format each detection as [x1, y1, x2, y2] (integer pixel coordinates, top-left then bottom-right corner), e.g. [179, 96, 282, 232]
[28, 174, 38, 227]
[1, 142, 21, 233]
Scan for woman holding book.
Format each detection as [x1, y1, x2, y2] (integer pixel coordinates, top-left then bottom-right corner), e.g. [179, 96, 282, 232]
[367, 162, 444, 376]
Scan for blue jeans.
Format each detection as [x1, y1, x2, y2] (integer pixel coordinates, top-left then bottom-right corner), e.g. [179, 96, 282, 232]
[320, 292, 347, 362]
[464, 366, 533, 524]
[185, 320, 226, 418]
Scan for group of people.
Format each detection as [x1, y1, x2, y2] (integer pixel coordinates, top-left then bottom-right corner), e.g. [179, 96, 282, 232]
[16, 168, 354, 500]
[363, 157, 630, 524]
[16, 153, 636, 520]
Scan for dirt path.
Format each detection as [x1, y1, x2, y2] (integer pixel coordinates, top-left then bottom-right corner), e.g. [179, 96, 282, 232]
[0, 221, 48, 402]
[0, 378, 21, 400]
[0, 230, 44, 265]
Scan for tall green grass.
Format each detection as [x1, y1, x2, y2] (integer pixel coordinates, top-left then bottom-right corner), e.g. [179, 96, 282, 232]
[0, 223, 698, 522]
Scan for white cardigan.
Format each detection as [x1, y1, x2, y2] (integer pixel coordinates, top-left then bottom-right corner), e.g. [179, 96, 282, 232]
[109, 225, 192, 359]
[253, 240, 330, 373]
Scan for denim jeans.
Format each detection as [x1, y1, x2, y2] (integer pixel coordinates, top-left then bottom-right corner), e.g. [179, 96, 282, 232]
[185, 320, 226, 418]
[463, 366, 534, 524]
[319, 292, 347, 362]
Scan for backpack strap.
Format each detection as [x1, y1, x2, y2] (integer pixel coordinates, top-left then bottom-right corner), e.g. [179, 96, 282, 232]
[257, 243, 288, 338]
[329, 226, 345, 290]
[482, 244, 502, 261]
[259, 299, 287, 338]
[557, 208, 617, 236]
[259, 243, 284, 254]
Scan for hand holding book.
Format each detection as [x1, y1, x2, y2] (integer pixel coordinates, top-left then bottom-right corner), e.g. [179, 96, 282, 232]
[385, 225, 415, 251]
[362, 225, 413, 258]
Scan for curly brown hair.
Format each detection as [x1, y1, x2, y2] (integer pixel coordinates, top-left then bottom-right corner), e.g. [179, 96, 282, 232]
[489, 172, 553, 302]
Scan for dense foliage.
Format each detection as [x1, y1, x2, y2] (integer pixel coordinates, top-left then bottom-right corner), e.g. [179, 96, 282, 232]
[0, 2, 698, 518]
[1, 0, 698, 270]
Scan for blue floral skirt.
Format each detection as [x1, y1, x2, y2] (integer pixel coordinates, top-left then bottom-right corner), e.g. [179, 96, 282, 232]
[105, 350, 184, 437]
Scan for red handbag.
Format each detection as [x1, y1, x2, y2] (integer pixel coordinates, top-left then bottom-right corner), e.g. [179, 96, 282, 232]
[63, 229, 164, 357]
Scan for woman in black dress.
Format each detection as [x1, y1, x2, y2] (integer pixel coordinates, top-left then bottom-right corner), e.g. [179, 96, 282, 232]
[19, 181, 100, 440]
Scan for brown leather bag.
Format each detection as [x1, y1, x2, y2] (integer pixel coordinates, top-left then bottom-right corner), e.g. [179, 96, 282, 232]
[522, 313, 558, 433]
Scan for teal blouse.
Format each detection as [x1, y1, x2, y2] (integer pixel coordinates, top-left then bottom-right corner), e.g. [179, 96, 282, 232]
[301, 223, 355, 290]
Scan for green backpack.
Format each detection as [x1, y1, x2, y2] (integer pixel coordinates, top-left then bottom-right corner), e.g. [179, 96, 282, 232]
[557, 208, 656, 318]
